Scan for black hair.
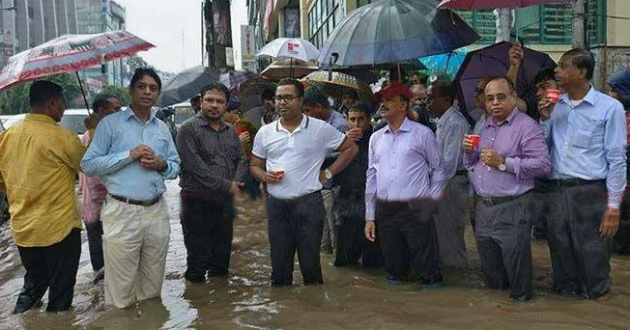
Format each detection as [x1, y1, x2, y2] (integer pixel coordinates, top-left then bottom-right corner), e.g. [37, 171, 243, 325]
[430, 80, 455, 104]
[190, 95, 201, 103]
[130, 68, 162, 91]
[92, 94, 113, 113]
[486, 76, 517, 93]
[342, 90, 359, 101]
[562, 48, 595, 80]
[347, 102, 371, 116]
[303, 86, 329, 108]
[262, 88, 275, 101]
[29, 80, 64, 107]
[200, 82, 230, 101]
[277, 78, 304, 97]
[534, 68, 557, 85]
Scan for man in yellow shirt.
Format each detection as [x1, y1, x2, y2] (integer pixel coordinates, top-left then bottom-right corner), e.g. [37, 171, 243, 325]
[0, 81, 86, 313]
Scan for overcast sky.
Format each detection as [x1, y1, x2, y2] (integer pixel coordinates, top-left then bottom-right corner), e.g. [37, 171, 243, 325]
[115, 0, 248, 73]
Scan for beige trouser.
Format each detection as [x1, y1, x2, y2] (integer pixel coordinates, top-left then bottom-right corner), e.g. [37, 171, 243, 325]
[101, 196, 170, 308]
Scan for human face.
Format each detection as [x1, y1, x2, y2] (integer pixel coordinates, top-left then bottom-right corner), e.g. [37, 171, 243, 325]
[130, 75, 160, 110]
[535, 79, 559, 102]
[107, 97, 122, 112]
[410, 84, 426, 104]
[426, 85, 450, 116]
[200, 89, 228, 122]
[347, 110, 368, 132]
[379, 95, 407, 122]
[191, 98, 201, 114]
[474, 81, 488, 111]
[342, 94, 357, 108]
[47, 96, 66, 122]
[302, 103, 327, 120]
[555, 55, 587, 91]
[409, 74, 421, 86]
[98, 102, 118, 116]
[275, 85, 302, 120]
[485, 79, 516, 123]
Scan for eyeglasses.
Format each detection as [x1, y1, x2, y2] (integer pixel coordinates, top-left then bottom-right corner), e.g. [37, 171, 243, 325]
[274, 95, 300, 103]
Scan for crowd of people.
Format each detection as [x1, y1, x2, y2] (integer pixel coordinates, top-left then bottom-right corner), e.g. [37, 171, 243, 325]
[0, 46, 629, 314]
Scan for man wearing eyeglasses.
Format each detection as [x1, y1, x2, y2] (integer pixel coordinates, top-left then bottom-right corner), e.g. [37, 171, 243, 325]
[250, 78, 358, 286]
[463, 76, 550, 302]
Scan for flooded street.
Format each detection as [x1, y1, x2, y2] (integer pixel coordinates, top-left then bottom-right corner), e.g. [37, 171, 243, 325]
[0, 179, 628, 330]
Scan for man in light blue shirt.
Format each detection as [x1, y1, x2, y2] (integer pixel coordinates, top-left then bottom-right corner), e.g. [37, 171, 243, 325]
[427, 81, 470, 269]
[81, 68, 180, 308]
[539, 49, 626, 300]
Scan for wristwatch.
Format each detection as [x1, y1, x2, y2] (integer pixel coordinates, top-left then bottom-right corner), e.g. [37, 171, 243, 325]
[324, 168, 334, 180]
[498, 163, 507, 172]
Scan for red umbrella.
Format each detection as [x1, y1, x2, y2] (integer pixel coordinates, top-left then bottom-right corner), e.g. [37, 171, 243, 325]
[438, 0, 576, 10]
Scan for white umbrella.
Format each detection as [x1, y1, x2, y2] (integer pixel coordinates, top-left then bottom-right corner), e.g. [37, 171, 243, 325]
[256, 38, 319, 62]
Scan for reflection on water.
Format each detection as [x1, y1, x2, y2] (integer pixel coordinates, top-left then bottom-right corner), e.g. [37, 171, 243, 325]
[0, 179, 628, 330]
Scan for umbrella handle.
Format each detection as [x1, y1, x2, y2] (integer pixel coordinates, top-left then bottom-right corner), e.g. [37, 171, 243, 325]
[76, 72, 91, 115]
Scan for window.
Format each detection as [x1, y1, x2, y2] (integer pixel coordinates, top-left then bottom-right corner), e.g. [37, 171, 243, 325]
[308, 0, 342, 48]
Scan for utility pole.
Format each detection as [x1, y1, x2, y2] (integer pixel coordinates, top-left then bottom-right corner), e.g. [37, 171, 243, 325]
[572, 0, 588, 49]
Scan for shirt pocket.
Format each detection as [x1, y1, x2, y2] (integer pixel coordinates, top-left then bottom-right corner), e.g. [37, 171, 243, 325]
[569, 116, 604, 149]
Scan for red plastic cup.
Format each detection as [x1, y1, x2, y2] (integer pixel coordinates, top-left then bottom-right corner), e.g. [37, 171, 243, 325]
[271, 167, 284, 180]
[469, 135, 481, 149]
[546, 89, 561, 103]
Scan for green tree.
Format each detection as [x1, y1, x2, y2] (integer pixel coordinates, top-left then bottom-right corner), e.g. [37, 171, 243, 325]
[100, 84, 132, 107]
[0, 74, 83, 115]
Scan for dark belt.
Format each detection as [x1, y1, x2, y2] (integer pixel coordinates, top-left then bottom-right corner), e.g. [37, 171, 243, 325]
[476, 191, 529, 207]
[110, 194, 162, 207]
[549, 178, 605, 187]
[455, 170, 467, 176]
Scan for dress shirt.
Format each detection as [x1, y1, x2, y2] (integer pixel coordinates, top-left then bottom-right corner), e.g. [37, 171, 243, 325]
[0, 114, 85, 247]
[436, 106, 470, 179]
[541, 86, 627, 208]
[365, 117, 448, 221]
[177, 115, 247, 194]
[464, 108, 551, 197]
[79, 131, 107, 224]
[81, 108, 181, 201]
[252, 115, 346, 199]
[327, 110, 348, 132]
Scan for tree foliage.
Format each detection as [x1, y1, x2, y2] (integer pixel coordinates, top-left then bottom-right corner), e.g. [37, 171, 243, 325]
[0, 74, 83, 115]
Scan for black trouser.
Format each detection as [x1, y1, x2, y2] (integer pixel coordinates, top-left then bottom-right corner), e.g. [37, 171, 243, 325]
[475, 194, 532, 301]
[84, 219, 104, 272]
[529, 178, 553, 239]
[180, 191, 235, 281]
[334, 213, 383, 268]
[375, 199, 441, 283]
[266, 191, 325, 286]
[547, 180, 610, 299]
[14, 228, 81, 314]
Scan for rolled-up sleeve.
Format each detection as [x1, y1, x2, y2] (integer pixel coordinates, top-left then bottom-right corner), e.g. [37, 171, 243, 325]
[604, 104, 628, 209]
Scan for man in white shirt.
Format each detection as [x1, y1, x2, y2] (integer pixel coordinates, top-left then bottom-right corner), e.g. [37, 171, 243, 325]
[250, 79, 358, 286]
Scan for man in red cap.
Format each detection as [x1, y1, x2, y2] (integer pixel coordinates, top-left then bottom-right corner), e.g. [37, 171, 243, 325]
[365, 82, 448, 287]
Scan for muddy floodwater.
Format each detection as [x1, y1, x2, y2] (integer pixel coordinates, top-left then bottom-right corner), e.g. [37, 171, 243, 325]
[0, 179, 628, 330]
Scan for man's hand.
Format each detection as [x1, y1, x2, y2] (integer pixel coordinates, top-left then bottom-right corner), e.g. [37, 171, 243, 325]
[238, 132, 251, 146]
[365, 221, 376, 242]
[229, 181, 245, 195]
[600, 208, 620, 237]
[131, 145, 154, 160]
[509, 43, 523, 67]
[480, 148, 504, 168]
[538, 97, 555, 121]
[264, 171, 281, 184]
[139, 154, 165, 171]
[319, 170, 328, 185]
[346, 127, 364, 142]
[463, 135, 475, 154]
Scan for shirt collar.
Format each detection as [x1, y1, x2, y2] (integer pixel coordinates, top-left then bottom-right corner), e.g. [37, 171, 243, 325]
[276, 114, 309, 133]
[385, 116, 413, 134]
[24, 113, 57, 124]
[558, 84, 597, 107]
[124, 107, 159, 124]
[486, 107, 519, 128]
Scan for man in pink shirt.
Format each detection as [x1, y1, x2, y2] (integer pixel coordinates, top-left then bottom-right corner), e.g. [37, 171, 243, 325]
[79, 95, 119, 283]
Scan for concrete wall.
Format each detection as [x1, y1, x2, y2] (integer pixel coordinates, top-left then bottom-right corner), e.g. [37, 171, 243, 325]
[14, 0, 28, 51]
[30, 0, 44, 45]
[607, 0, 630, 47]
[42, 0, 58, 41]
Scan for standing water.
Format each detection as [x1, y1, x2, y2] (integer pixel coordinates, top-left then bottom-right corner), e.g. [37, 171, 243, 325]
[0, 179, 628, 330]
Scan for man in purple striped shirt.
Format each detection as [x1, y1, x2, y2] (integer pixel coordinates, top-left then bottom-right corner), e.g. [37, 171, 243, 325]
[365, 83, 448, 288]
[463, 76, 551, 302]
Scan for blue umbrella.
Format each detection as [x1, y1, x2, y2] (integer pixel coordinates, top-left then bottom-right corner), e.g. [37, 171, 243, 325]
[420, 48, 468, 81]
[318, 0, 479, 67]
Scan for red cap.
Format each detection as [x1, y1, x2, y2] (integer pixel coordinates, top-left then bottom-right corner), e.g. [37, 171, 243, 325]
[375, 82, 412, 102]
